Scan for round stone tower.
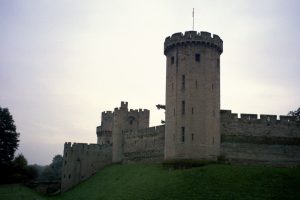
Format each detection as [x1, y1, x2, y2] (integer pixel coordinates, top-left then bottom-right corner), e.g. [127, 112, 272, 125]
[164, 31, 223, 161]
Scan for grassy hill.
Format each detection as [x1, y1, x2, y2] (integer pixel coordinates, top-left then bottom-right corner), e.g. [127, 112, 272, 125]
[0, 164, 299, 200]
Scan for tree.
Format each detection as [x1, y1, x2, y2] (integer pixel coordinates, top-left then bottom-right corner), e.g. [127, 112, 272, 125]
[40, 154, 63, 181]
[13, 154, 28, 174]
[50, 154, 63, 179]
[0, 107, 20, 166]
[288, 107, 300, 121]
[11, 154, 28, 181]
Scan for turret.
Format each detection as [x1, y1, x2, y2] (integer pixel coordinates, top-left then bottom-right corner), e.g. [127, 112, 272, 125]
[112, 101, 150, 162]
[164, 30, 223, 161]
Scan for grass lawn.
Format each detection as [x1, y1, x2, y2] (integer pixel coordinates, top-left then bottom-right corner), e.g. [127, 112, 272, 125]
[0, 164, 299, 200]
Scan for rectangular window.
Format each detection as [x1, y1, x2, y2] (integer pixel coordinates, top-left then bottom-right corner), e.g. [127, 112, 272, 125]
[192, 107, 194, 114]
[195, 53, 200, 62]
[192, 133, 194, 141]
[195, 80, 198, 88]
[182, 75, 185, 89]
[171, 56, 175, 64]
[181, 101, 185, 115]
[181, 127, 185, 142]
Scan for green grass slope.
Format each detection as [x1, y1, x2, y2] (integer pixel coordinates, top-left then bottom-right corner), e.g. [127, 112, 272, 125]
[0, 184, 46, 200]
[0, 164, 299, 200]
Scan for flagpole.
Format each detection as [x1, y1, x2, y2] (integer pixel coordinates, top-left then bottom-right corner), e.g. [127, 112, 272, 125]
[192, 8, 194, 30]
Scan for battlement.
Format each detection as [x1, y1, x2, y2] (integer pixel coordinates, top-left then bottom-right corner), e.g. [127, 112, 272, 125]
[64, 142, 111, 152]
[102, 111, 113, 115]
[121, 101, 128, 109]
[124, 125, 165, 138]
[114, 101, 129, 112]
[220, 110, 298, 124]
[164, 31, 223, 55]
[128, 108, 150, 115]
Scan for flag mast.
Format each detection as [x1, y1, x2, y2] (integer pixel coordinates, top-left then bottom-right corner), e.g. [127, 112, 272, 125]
[192, 8, 194, 30]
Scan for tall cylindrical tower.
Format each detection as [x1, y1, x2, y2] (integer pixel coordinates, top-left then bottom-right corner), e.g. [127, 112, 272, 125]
[164, 31, 223, 160]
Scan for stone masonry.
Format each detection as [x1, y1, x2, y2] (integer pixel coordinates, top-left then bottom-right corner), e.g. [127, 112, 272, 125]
[61, 30, 300, 192]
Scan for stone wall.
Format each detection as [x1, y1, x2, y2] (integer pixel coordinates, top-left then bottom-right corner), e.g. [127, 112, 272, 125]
[112, 101, 150, 162]
[220, 110, 300, 166]
[123, 125, 165, 163]
[96, 111, 113, 145]
[61, 142, 112, 192]
[164, 31, 222, 161]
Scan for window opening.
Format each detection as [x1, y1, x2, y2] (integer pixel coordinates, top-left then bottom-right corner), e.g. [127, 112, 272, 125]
[195, 53, 200, 62]
[181, 127, 185, 142]
[182, 75, 185, 89]
[181, 101, 185, 115]
[171, 56, 175, 64]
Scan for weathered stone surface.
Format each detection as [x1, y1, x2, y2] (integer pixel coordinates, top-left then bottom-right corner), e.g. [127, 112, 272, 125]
[61, 143, 112, 192]
[61, 30, 300, 192]
[164, 31, 222, 160]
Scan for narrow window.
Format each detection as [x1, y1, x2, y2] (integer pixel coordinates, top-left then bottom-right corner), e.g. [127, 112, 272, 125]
[192, 133, 194, 141]
[212, 84, 214, 91]
[195, 53, 200, 62]
[129, 120, 133, 125]
[195, 80, 198, 88]
[171, 56, 175, 64]
[173, 108, 175, 116]
[181, 127, 185, 142]
[68, 174, 71, 179]
[182, 75, 185, 89]
[192, 107, 194, 114]
[181, 101, 185, 115]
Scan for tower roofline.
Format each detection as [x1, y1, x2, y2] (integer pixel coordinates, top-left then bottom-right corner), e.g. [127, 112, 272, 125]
[164, 31, 223, 55]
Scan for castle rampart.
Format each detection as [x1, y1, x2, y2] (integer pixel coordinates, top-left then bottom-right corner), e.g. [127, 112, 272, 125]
[123, 125, 165, 163]
[220, 110, 300, 166]
[61, 29, 300, 192]
[61, 142, 112, 192]
[112, 102, 150, 162]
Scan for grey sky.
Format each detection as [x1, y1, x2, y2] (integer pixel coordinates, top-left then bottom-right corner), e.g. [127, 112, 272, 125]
[0, 0, 299, 165]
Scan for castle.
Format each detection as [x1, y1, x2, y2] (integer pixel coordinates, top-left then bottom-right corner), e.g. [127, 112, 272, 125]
[61, 30, 300, 192]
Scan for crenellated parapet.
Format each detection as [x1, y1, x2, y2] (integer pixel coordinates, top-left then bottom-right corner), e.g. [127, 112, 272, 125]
[63, 142, 112, 153]
[220, 109, 300, 139]
[123, 125, 165, 139]
[164, 31, 223, 55]
[128, 108, 150, 115]
[123, 125, 165, 163]
[61, 142, 112, 192]
[114, 101, 128, 112]
[220, 109, 298, 124]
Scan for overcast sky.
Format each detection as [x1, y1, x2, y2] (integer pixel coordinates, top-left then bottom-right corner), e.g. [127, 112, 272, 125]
[1, 0, 299, 165]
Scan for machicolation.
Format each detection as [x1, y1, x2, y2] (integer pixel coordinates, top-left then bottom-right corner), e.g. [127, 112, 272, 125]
[164, 31, 223, 55]
[61, 30, 300, 192]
